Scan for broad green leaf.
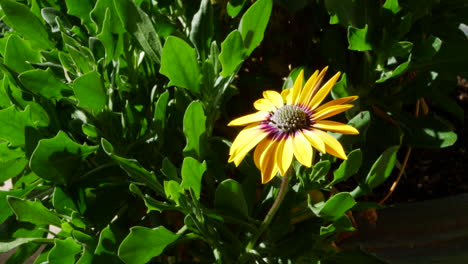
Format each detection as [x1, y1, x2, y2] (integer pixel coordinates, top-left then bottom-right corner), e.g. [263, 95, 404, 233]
[316, 192, 356, 221]
[65, 0, 95, 30]
[0, 106, 35, 146]
[82, 123, 98, 138]
[28, 102, 50, 127]
[94, 225, 125, 264]
[48, 238, 82, 264]
[331, 73, 350, 99]
[329, 149, 362, 186]
[0, 238, 52, 253]
[227, 0, 247, 18]
[376, 55, 411, 83]
[73, 71, 107, 114]
[41, 7, 70, 33]
[161, 158, 180, 182]
[238, 0, 272, 56]
[52, 187, 78, 215]
[153, 91, 170, 138]
[214, 179, 249, 219]
[101, 138, 164, 194]
[347, 25, 372, 51]
[4, 34, 41, 73]
[219, 30, 246, 77]
[90, 0, 125, 34]
[160, 36, 201, 94]
[383, 0, 401, 14]
[209, 41, 221, 75]
[96, 8, 114, 66]
[118, 226, 179, 264]
[164, 180, 184, 206]
[183, 101, 206, 159]
[113, 0, 163, 63]
[0, 143, 28, 182]
[0, 0, 54, 49]
[309, 160, 331, 182]
[190, 0, 213, 59]
[19, 69, 70, 99]
[400, 114, 458, 148]
[30, 131, 98, 184]
[390, 41, 413, 58]
[180, 157, 207, 199]
[320, 215, 355, 236]
[7, 196, 61, 226]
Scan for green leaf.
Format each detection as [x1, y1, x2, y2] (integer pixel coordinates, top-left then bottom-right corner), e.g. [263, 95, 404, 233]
[183, 101, 206, 159]
[401, 114, 458, 148]
[219, 30, 246, 77]
[315, 192, 356, 221]
[73, 71, 107, 114]
[90, 0, 125, 34]
[160, 36, 201, 94]
[96, 8, 115, 66]
[94, 225, 125, 264]
[65, 0, 95, 30]
[320, 215, 355, 236]
[130, 184, 177, 212]
[118, 226, 179, 264]
[329, 149, 362, 186]
[7, 196, 61, 226]
[48, 238, 82, 264]
[214, 179, 249, 219]
[30, 131, 98, 184]
[0, 105, 35, 146]
[0, 0, 54, 49]
[347, 24, 372, 51]
[0, 143, 28, 182]
[161, 158, 180, 182]
[190, 0, 214, 59]
[390, 41, 413, 58]
[153, 91, 170, 138]
[180, 157, 207, 199]
[376, 55, 411, 83]
[101, 138, 164, 194]
[227, 0, 247, 18]
[309, 160, 331, 182]
[238, 0, 272, 56]
[383, 0, 401, 14]
[19, 69, 70, 99]
[0, 238, 52, 253]
[164, 180, 184, 206]
[4, 34, 41, 73]
[52, 187, 78, 215]
[113, 0, 163, 63]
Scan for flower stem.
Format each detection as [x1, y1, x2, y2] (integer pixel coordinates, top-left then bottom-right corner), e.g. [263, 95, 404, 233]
[245, 169, 293, 252]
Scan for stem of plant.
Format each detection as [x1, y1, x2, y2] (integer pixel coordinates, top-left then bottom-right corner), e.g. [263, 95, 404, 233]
[245, 168, 293, 252]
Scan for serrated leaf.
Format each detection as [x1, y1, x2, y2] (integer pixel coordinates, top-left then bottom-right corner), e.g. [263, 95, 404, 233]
[383, 0, 401, 14]
[65, 0, 95, 31]
[160, 36, 201, 94]
[94, 224, 125, 264]
[48, 238, 82, 264]
[227, 0, 247, 18]
[118, 226, 178, 264]
[73, 71, 107, 114]
[238, 0, 272, 56]
[214, 179, 249, 219]
[0, 143, 28, 182]
[4, 34, 41, 73]
[19, 69, 70, 99]
[30, 131, 98, 184]
[0, 105, 35, 146]
[180, 157, 206, 199]
[347, 24, 372, 51]
[190, 0, 213, 59]
[0, 238, 52, 253]
[219, 30, 246, 77]
[7, 196, 61, 226]
[330, 149, 362, 186]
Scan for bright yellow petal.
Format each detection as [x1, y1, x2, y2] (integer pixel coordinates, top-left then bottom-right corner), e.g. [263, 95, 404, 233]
[263, 90, 284, 108]
[302, 67, 328, 106]
[281, 88, 292, 104]
[308, 72, 341, 110]
[314, 130, 347, 160]
[254, 138, 272, 169]
[313, 120, 359, 135]
[291, 70, 304, 104]
[312, 104, 354, 121]
[275, 137, 293, 175]
[260, 141, 279, 184]
[302, 129, 326, 153]
[254, 98, 276, 112]
[292, 131, 313, 167]
[229, 124, 263, 155]
[228, 111, 269, 126]
[230, 130, 268, 166]
[313, 96, 358, 113]
[298, 70, 319, 104]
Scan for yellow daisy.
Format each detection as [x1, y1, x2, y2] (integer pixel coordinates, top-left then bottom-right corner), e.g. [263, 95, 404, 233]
[228, 67, 359, 184]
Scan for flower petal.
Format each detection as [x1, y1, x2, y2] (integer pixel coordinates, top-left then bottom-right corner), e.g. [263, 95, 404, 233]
[254, 98, 276, 112]
[292, 131, 313, 167]
[312, 104, 354, 121]
[291, 70, 304, 104]
[302, 129, 326, 153]
[298, 69, 319, 105]
[308, 71, 341, 110]
[260, 140, 279, 184]
[229, 127, 268, 166]
[229, 124, 264, 156]
[263, 90, 284, 108]
[302, 67, 328, 106]
[313, 130, 347, 160]
[275, 137, 293, 175]
[254, 138, 272, 169]
[281, 88, 292, 104]
[228, 111, 269, 126]
[313, 120, 359, 135]
[313, 96, 358, 113]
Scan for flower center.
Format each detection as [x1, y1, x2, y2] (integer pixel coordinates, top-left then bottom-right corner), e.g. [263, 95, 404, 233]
[269, 105, 310, 133]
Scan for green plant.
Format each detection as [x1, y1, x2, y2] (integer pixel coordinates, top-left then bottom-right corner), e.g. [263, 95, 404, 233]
[0, 0, 465, 263]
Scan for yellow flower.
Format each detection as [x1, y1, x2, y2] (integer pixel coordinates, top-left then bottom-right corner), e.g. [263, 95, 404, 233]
[228, 67, 359, 184]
